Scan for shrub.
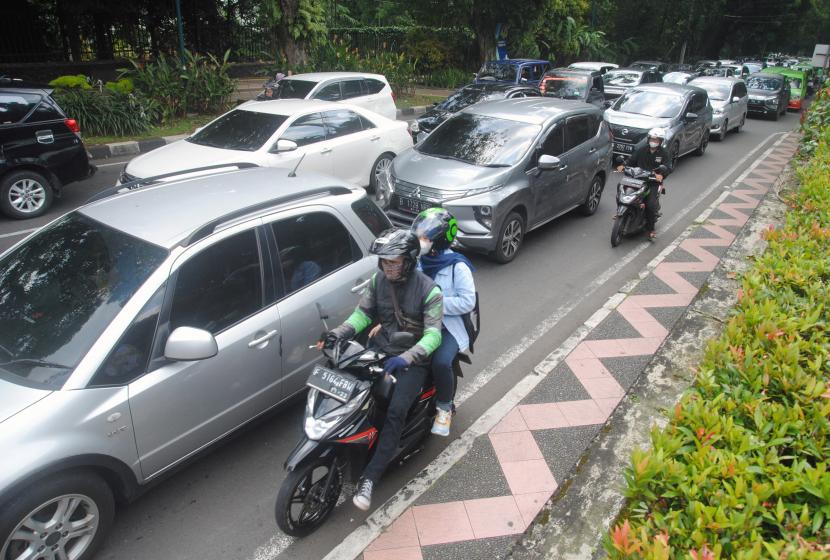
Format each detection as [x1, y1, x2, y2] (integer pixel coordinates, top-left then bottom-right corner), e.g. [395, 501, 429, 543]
[605, 94, 830, 558]
[419, 68, 470, 89]
[53, 90, 158, 137]
[48, 75, 91, 90]
[104, 78, 134, 94]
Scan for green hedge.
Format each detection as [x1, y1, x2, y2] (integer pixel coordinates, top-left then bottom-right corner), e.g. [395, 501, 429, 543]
[606, 92, 830, 559]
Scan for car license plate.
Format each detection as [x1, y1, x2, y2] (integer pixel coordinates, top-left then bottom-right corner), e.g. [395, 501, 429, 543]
[613, 142, 634, 153]
[307, 365, 359, 402]
[396, 195, 432, 214]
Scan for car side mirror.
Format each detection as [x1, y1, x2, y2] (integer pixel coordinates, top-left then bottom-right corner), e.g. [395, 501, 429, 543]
[538, 154, 561, 170]
[165, 327, 218, 361]
[685, 112, 698, 121]
[272, 139, 298, 153]
[732, 96, 741, 103]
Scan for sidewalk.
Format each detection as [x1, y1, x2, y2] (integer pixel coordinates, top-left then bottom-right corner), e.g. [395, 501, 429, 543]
[331, 133, 799, 560]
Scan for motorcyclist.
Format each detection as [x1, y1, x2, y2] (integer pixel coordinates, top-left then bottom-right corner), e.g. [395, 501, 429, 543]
[616, 127, 670, 240]
[319, 228, 443, 511]
[411, 208, 476, 437]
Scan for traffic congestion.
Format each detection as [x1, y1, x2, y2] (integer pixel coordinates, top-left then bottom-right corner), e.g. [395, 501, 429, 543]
[0, 49, 819, 560]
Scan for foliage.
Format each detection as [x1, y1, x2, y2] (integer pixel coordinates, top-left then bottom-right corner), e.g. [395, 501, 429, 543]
[53, 89, 158, 137]
[120, 49, 234, 123]
[419, 68, 471, 89]
[798, 88, 830, 161]
[48, 75, 91, 90]
[605, 93, 830, 558]
[104, 78, 134, 94]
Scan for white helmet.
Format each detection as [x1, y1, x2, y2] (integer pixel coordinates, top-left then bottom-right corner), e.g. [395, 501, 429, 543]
[647, 128, 667, 141]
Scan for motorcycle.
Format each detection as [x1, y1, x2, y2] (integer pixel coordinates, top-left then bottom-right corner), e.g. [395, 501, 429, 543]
[274, 332, 466, 537]
[256, 73, 286, 101]
[610, 164, 665, 247]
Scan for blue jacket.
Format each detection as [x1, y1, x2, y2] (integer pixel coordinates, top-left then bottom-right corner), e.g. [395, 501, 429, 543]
[418, 250, 476, 351]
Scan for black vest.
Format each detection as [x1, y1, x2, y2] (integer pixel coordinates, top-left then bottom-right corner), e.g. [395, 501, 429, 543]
[374, 270, 437, 355]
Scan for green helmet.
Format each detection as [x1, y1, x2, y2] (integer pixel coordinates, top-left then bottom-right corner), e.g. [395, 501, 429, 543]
[411, 207, 458, 251]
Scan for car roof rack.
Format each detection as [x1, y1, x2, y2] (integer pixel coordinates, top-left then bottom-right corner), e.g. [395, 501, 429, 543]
[85, 162, 260, 204]
[182, 186, 352, 247]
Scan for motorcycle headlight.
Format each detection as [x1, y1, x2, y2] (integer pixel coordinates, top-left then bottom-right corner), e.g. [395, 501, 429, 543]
[620, 193, 638, 204]
[303, 388, 368, 441]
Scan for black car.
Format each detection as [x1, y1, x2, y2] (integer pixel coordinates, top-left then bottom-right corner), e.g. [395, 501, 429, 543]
[0, 79, 94, 219]
[409, 83, 541, 142]
[630, 60, 669, 74]
[745, 72, 789, 120]
[539, 68, 606, 108]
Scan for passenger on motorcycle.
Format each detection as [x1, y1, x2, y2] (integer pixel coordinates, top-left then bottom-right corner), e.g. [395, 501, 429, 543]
[319, 228, 444, 511]
[616, 127, 671, 240]
[411, 208, 476, 437]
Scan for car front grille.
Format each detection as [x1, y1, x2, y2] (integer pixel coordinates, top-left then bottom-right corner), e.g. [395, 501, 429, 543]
[393, 178, 446, 203]
[609, 124, 648, 145]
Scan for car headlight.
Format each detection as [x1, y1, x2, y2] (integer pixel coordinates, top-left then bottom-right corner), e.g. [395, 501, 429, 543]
[409, 121, 420, 133]
[463, 184, 504, 197]
[303, 388, 368, 440]
[713, 107, 724, 115]
[473, 205, 493, 229]
[765, 98, 778, 106]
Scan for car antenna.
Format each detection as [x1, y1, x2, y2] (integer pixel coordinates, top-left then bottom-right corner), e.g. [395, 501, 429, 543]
[288, 153, 306, 178]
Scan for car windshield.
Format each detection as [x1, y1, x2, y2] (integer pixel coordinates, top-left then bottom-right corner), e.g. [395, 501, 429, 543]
[631, 62, 657, 70]
[614, 90, 685, 118]
[745, 64, 763, 74]
[787, 77, 803, 89]
[0, 213, 168, 389]
[272, 79, 316, 99]
[416, 113, 540, 167]
[697, 82, 731, 101]
[663, 72, 691, 84]
[543, 75, 589, 99]
[437, 88, 490, 112]
[747, 76, 781, 90]
[603, 71, 641, 87]
[478, 62, 518, 82]
[187, 110, 288, 151]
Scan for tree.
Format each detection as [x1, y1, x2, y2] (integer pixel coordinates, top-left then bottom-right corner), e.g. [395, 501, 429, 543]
[263, 0, 327, 66]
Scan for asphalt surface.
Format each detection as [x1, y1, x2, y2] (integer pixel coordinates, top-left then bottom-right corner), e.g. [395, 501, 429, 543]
[0, 112, 798, 560]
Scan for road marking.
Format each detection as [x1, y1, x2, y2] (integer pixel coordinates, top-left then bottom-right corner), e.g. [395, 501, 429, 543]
[313, 131, 788, 560]
[0, 227, 38, 240]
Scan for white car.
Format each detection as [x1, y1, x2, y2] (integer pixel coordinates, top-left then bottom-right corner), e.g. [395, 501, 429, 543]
[261, 72, 397, 121]
[568, 61, 619, 74]
[689, 76, 748, 141]
[121, 100, 412, 204]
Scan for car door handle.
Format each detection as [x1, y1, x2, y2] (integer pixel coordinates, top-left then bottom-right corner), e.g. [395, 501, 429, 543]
[36, 130, 54, 144]
[588, 147, 597, 153]
[320, 148, 332, 154]
[248, 330, 278, 348]
[369, 135, 381, 141]
[558, 164, 568, 171]
[350, 278, 372, 293]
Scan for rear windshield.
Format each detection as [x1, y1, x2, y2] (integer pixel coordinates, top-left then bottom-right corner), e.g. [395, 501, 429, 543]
[662, 72, 691, 84]
[272, 79, 317, 99]
[613, 90, 685, 118]
[747, 76, 782, 91]
[695, 82, 731, 101]
[543, 75, 589, 99]
[603, 71, 641, 87]
[478, 62, 518, 82]
[0, 213, 168, 389]
[0, 92, 40, 124]
[187, 110, 288, 151]
[416, 113, 539, 167]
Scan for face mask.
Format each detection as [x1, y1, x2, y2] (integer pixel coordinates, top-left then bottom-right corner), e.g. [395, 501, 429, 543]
[380, 259, 404, 281]
[419, 239, 433, 256]
[649, 140, 661, 149]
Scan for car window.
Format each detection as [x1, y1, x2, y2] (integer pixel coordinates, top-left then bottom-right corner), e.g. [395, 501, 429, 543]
[0, 213, 168, 389]
[26, 100, 63, 123]
[603, 71, 641, 86]
[322, 109, 364, 139]
[341, 80, 364, 99]
[0, 92, 40, 124]
[614, 90, 685, 118]
[352, 198, 392, 236]
[273, 79, 317, 99]
[690, 93, 707, 112]
[188, 110, 288, 151]
[540, 124, 564, 157]
[281, 112, 327, 146]
[91, 283, 165, 386]
[592, 76, 604, 92]
[272, 212, 360, 296]
[170, 230, 263, 335]
[365, 79, 386, 94]
[315, 82, 342, 101]
[735, 83, 747, 97]
[358, 113, 376, 129]
[564, 115, 590, 151]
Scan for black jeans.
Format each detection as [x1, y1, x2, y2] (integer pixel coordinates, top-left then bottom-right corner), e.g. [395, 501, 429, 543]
[645, 182, 660, 232]
[362, 363, 429, 483]
[431, 328, 458, 411]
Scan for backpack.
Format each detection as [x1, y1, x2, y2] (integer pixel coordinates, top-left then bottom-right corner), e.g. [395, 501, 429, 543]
[453, 263, 481, 353]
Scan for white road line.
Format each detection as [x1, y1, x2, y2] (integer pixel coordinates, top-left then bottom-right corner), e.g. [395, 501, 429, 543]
[0, 227, 38, 240]
[313, 131, 788, 560]
[250, 131, 787, 560]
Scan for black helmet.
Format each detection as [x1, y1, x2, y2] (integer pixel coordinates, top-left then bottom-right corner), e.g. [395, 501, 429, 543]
[411, 207, 458, 252]
[369, 228, 420, 279]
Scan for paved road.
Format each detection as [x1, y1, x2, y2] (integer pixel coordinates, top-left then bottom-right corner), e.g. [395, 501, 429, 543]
[0, 112, 798, 560]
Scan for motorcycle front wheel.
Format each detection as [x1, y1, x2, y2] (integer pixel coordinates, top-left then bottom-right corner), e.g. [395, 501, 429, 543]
[611, 212, 630, 247]
[275, 455, 343, 537]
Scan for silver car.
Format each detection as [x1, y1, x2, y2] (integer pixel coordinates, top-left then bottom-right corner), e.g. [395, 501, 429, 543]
[0, 167, 387, 560]
[385, 98, 612, 263]
[689, 76, 749, 141]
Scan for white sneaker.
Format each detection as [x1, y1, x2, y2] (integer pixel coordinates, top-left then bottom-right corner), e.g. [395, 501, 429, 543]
[431, 408, 452, 437]
[353, 478, 373, 511]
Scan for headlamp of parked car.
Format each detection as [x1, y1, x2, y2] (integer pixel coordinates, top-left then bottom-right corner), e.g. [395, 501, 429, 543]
[304, 387, 369, 440]
[765, 98, 778, 106]
[473, 205, 494, 229]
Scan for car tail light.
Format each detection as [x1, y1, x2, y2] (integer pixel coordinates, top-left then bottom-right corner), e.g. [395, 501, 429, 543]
[391, 91, 397, 102]
[539, 80, 546, 94]
[65, 118, 80, 133]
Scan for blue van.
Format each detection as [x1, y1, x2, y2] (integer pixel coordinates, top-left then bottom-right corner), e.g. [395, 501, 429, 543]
[475, 59, 552, 86]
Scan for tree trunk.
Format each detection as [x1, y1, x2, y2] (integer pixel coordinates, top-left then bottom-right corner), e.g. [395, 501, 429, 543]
[275, 0, 309, 68]
[472, 17, 495, 64]
[93, 12, 113, 59]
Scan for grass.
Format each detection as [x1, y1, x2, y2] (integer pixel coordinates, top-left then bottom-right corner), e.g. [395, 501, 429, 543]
[83, 114, 222, 145]
[395, 94, 445, 109]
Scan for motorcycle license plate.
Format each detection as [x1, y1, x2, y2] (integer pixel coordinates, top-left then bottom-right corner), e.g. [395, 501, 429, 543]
[307, 365, 359, 402]
[613, 142, 634, 153]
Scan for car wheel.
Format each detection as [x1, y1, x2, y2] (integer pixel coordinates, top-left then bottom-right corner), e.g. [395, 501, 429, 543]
[694, 132, 708, 156]
[580, 174, 604, 216]
[491, 212, 524, 264]
[369, 153, 395, 210]
[0, 170, 54, 219]
[0, 471, 115, 560]
[718, 120, 728, 141]
[735, 113, 745, 132]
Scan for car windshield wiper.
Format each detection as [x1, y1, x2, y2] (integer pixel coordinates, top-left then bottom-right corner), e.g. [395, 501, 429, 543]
[422, 152, 474, 165]
[0, 358, 73, 370]
[481, 162, 511, 168]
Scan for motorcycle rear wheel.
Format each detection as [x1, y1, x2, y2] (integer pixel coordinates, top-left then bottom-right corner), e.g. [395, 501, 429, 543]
[611, 213, 630, 247]
[275, 455, 343, 537]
